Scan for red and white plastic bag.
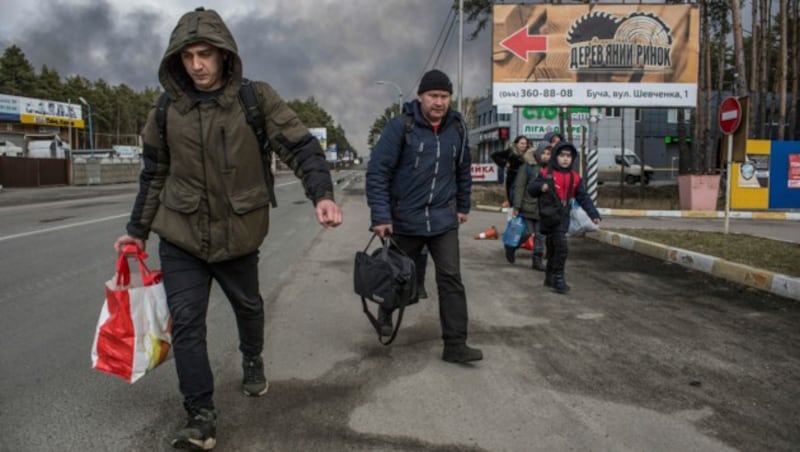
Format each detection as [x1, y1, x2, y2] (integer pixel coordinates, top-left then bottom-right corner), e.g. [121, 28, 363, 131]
[91, 245, 172, 383]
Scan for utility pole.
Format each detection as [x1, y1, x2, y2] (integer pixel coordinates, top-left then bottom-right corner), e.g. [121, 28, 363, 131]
[458, 0, 464, 112]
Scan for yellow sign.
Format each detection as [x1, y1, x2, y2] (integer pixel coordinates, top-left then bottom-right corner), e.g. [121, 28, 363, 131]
[20, 113, 85, 128]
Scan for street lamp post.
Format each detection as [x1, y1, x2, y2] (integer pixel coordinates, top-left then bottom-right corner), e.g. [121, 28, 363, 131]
[78, 97, 94, 156]
[376, 81, 403, 117]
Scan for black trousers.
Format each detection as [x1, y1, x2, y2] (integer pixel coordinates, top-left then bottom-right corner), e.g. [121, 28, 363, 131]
[545, 231, 569, 274]
[392, 229, 469, 345]
[159, 239, 264, 412]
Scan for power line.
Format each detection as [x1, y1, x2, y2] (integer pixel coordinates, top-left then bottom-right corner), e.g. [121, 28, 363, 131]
[432, 12, 457, 72]
[413, 7, 455, 94]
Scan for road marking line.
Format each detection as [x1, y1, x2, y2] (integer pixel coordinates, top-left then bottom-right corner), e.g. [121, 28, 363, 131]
[0, 214, 129, 242]
[0, 179, 306, 242]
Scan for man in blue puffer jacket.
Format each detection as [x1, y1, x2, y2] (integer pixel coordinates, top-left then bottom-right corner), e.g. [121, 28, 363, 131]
[366, 69, 482, 363]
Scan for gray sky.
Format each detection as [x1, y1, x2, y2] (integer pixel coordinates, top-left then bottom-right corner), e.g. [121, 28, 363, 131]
[0, 0, 491, 154]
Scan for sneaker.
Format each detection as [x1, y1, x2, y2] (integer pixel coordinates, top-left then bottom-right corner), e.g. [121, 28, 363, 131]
[171, 408, 217, 450]
[504, 246, 516, 264]
[442, 344, 483, 363]
[242, 356, 269, 397]
[377, 307, 394, 337]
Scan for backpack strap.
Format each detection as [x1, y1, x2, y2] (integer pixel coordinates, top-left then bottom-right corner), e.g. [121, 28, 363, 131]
[398, 112, 415, 151]
[155, 81, 276, 208]
[156, 92, 170, 152]
[239, 78, 277, 207]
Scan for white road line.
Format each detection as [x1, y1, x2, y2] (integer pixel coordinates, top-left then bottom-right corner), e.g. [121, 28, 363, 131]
[0, 180, 303, 242]
[0, 213, 129, 242]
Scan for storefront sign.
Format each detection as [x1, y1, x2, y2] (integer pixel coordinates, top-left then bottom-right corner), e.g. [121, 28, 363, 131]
[471, 163, 498, 182]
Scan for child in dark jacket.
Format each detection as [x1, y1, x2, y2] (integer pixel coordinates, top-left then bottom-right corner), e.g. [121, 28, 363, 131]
[507, 142, 551, 270]
[527, 142, 601, 293]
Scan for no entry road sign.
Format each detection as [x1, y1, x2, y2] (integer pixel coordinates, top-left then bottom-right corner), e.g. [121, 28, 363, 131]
[719, 97, 742, 135]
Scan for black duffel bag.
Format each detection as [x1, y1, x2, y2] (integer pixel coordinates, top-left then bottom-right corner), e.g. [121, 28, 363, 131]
[354, 233, 418, 345]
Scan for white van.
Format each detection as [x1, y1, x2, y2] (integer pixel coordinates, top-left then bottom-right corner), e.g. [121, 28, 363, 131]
[0, 139, 23, 157]
[24, 135, 70, 159]
[595, 147, 654, 185]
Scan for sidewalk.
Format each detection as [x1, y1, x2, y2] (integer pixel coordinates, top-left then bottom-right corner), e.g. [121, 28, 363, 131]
[471, 204, 800, 302]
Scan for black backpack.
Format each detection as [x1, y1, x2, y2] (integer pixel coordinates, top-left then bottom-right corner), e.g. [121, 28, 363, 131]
[155, 78, 277, 207]
[538, 170, 574, 233]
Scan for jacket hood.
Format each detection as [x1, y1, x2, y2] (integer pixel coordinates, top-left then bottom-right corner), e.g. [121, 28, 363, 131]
[523, 149, 537, 165]
[549, 142, 578, 172]
[543, 131, 563, 144]
[159, 7, 242, 108]
[533, 142, 550, 165]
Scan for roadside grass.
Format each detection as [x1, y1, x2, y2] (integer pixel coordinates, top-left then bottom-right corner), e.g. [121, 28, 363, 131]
[606, 229, 800, 277]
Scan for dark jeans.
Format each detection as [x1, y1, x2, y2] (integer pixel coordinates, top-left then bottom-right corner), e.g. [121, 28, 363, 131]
[392, 229, 469, 345]
[159, 239, 264, 412]
[545, 231, 569, 274]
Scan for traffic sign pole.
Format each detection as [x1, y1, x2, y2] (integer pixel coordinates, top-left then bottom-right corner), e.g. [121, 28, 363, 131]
[719, 97, 742, 235]
[724, 134, 733, 234]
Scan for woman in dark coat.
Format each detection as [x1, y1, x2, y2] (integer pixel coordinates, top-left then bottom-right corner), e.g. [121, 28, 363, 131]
[491, 135, 528, 203]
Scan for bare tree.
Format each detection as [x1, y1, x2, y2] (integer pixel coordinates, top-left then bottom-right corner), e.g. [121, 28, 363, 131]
[730, 0, 749, 95]
[758, 0, 771, 137]
[789, 0, 800, 139]
[777, 0, 788, 139]
[750, 0, 760, 137]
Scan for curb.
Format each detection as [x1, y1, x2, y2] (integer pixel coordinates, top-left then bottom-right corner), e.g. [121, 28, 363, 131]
[587, 230, 800, 302]
[473, 204, 800, 221]
[597, 208, 800, 221]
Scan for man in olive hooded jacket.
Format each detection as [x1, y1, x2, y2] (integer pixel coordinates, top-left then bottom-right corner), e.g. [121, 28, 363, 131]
[113, 7, 342, 450]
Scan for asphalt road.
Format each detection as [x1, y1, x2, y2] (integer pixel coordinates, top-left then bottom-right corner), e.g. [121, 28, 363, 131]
[0, 172, 349, 451]
[1, 170, 798, 451]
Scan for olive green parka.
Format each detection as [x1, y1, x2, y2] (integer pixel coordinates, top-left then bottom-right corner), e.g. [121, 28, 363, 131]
[512, 145, 548, 219]
[127, 8, 334, 262]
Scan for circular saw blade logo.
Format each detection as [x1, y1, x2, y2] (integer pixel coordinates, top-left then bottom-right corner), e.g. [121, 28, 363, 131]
[567, 11, 674, 73]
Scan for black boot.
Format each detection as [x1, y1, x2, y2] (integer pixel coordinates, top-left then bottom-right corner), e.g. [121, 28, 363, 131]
[377, 307, 394, 337]
[544, 270, 554, 287]
[504, 245, 516, 264]
[442, 343, 483, 363]
[415, 253, 428, 299]
[532, 254, 546, 271]
[552, 272, 570, 294]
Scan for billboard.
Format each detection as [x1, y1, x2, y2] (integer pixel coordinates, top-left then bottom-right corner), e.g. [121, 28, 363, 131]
[492, 4, 699, 107]
[0, 94, 85, 128]
[309, 127, 327, 152]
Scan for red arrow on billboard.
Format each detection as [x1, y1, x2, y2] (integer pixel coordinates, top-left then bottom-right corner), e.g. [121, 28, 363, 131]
[500, 26, 548, 62]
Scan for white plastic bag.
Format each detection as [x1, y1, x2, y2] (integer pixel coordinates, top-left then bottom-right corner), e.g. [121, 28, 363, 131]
[567, 200, 599, 237]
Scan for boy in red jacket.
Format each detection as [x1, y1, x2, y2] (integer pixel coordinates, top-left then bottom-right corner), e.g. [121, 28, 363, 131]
[527, 142, 601, 293]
